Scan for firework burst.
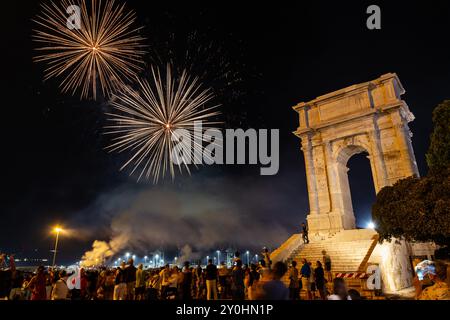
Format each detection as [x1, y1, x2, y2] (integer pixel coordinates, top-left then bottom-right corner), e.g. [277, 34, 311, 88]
[105, 65, 221, 183]
[32, 0, 146, 100]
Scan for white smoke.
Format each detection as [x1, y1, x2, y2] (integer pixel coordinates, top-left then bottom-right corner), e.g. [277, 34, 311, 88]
[78, 175, 301, 262]
[81, 233, 129, 267]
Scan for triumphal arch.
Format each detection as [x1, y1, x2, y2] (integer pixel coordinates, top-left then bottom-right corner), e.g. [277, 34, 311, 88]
[293, 73, 419, 236]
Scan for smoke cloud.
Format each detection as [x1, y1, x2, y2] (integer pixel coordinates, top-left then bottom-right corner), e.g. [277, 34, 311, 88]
[76, 174, 305, 265]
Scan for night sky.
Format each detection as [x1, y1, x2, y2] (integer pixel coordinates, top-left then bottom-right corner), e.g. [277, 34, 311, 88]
[1, 1, 450, 264]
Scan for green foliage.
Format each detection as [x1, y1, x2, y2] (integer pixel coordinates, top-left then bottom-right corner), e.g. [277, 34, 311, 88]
[372, 101, 450, 246]
[426, 100, 450, 172]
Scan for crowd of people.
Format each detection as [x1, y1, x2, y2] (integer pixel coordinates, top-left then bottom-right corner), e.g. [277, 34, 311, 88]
[0, 250, 356, 301]
[1, 251, 448, 300]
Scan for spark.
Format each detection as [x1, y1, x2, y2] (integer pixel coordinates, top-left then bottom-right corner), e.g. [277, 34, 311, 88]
[32, 0, 146, 100]
[105, 65, 221, 183]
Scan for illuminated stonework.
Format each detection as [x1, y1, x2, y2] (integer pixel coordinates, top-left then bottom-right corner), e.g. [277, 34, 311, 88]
[293, 73, 419, 236]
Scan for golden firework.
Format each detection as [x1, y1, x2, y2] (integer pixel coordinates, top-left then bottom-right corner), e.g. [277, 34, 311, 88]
[33, 0, 146, 100]
[105, 65, 221, 183]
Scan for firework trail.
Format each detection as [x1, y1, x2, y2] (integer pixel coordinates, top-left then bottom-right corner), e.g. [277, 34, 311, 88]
[32, 0, 146, 100]
[105, 65, 221, 183]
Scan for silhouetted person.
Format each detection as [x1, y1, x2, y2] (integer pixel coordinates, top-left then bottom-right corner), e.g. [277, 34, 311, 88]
[301, 222, 309, 244]
[205, 259, 218, 300]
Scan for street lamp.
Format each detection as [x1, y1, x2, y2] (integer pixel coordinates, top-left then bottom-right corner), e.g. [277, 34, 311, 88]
[132, 255, 136, 261]
[246, 251, 250, 265]
[216, 250, 220, 264]
[255, 254, 259, 263]
[52, 226, 63, 267]
[144, 256, 148, 265]
[206, 255, 210, 264]
[125, 252, 130, 260]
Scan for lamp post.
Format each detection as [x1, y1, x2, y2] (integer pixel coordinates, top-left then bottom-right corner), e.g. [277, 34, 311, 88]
[52, 226, 63, 267]
[216, 250, 220, 264]
[246, 251, 250, 265]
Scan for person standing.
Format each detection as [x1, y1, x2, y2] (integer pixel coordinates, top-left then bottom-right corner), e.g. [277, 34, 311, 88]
[262, 248, 272, 269]
[246, 264, 260, 300]
[159, 265, 171, 299]
[26, 266, 47, 300]
[51, 271, 69, 300]
[218, 262, 229, 299]
[180, 262, 193, 300]
[288, 261, 300, 300]
[322, 250, 332, 283]
[194, 264, 203, 299]
[300, 259, 312, 300]
[135, 264, 146, 300]
[205, 259, 218, 300]
[314, 261, 326, 300]
[113, 263, 127, 300]
[124, 258, 137, 300]
[231, 260, 245, 300]
[258, 260, 271, 281]
[301, 223, 309, 244]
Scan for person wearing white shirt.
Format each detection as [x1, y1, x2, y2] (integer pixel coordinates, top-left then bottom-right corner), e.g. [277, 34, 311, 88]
[51, 271, 69, 300]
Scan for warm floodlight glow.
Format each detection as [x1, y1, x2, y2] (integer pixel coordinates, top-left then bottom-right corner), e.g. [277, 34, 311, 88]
[53, 226, 63, 233]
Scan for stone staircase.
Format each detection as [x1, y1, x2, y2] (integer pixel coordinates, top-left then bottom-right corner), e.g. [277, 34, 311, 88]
[280, 229, 380, 297]
[287, 229, 378, 272]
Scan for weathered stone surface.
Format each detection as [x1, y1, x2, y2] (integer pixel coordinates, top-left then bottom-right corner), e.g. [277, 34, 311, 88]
[293, 73, 419, 236]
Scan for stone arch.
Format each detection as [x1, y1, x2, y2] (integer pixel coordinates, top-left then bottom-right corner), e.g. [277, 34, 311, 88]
[293, 74, 419, 236]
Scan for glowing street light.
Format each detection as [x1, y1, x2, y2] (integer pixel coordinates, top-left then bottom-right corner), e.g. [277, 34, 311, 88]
[125, 252, 130, 260]
[246, 251, 250, 265]
[132, 255, 136, 260]
[51, 226, 63, 267]
[144, 256, 148, 264]
[367, 222, 376, 229]
[216, 250, 220, 264]
[255, 254, 259, 263]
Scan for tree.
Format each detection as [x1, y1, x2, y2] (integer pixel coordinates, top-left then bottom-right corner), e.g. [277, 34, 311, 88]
[426, 100, 450, 172]
[372, 101, 450, 247]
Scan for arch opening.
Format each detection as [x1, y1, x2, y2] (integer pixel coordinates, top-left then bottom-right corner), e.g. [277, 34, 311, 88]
[344, 150, 376, 229]
[334, 145, 375, 230]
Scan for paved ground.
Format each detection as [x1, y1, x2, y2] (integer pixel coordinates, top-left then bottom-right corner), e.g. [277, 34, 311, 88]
[384, 286, 416, 300]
